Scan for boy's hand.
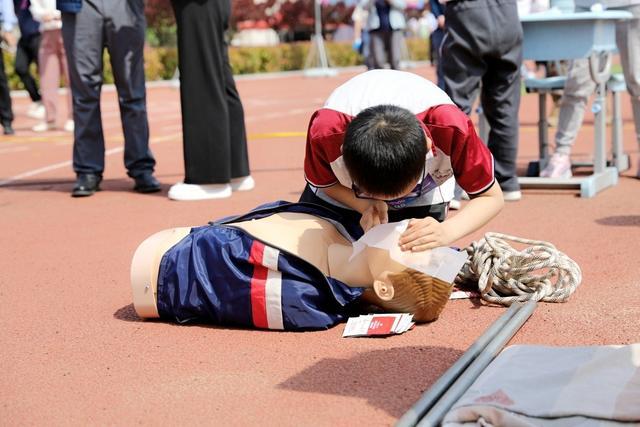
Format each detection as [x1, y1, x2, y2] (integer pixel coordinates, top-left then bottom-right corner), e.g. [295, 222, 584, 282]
[399, 217, 454, 251]
[360, 200, 388, 232]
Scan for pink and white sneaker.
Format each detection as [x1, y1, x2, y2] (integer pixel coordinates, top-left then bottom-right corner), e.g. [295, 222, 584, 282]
[540, 153, 572, 178]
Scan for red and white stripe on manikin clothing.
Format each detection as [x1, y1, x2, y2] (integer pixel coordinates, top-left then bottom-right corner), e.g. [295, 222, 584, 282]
[249, 240, 284, 330]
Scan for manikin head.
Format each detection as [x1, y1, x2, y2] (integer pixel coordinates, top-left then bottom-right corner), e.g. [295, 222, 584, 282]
[343, 104, 429, 202]
[363, 246, 453, 323]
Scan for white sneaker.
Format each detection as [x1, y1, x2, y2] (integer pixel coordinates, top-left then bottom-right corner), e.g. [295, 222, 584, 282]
[503, 190, 522, 202]
[168, 182, 232, 201]
[63, 120, 74, 132]
[27, 102, 46, 120]
[449, 199, 461, 210]
[230, 176, 255, 192]
[32, 121, 56, 132]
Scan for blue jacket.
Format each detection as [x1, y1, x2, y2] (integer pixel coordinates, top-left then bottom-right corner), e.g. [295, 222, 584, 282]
[157, 201, 365, 331]
[56, 0, 81, 13]
[13, 0, 39, 37]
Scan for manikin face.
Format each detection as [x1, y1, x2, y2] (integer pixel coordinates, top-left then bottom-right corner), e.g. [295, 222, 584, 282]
[364, 246, 431, 301]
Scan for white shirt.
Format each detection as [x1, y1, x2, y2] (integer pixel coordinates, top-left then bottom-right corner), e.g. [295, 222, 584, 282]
[29, 0, 62, 31]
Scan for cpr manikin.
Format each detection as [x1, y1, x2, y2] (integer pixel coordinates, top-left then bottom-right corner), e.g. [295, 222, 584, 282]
[131, 202, 461, 330]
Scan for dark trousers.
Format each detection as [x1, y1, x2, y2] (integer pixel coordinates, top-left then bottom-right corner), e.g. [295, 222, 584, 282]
[61, 0, 155, 178]
[430, 28, 445, 90]
[299, 184, 448, 239]
[171, 0, 250, 184]
[0, 51, 13, 125]
[442, 0, 523, 192]
[15, 33, 42, 103]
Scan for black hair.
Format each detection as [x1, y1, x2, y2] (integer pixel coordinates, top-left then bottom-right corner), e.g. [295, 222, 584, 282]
[343, 104, 427, 197]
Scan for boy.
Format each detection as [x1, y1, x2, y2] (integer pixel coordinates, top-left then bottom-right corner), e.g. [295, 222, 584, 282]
[300, 69, 504, 251]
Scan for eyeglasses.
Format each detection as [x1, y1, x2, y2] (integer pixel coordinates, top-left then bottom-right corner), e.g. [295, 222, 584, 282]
[352, 166, 427, 209]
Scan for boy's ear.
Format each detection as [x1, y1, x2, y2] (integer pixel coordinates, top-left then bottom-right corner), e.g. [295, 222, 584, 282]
[373, 280, 394, 301]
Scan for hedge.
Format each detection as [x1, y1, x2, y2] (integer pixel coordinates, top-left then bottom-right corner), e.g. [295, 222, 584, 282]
[2, 37, 429, 91]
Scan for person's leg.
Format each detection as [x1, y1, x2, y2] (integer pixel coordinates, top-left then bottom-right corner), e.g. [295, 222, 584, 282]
[0, 49, 14, 131]
[430, 29, 446, 90]
[389, 30, 403, 70]
[615, 5, 640, 176]
[441, 2, 485, 116]
[220, 7, 250, 182]
[14, 34, 42, 103]
[480, 0, 523, 193]
[62, 2, 107, 178]
[56, 29, 74, 125]
[369, 31, 387, 69]
[38, 31, 59, 125]
[171, 0, 233, 184]
[552, 59, 596, 155]
[103, 0, 156, 180]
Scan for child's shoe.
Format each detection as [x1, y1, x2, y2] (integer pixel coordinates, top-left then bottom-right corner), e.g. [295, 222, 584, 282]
[168, 182, 232, 201]
[27, 102, 45, 120]
[540, 152, 572, 178]
[230, 176, 255, 192]
[32, 121, 56, 132]
[63, 120, 74, 132]
[503, 190, 522, 201]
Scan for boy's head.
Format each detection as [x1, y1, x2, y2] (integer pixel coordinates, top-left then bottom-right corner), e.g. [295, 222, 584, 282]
[343, 104, 427, 199]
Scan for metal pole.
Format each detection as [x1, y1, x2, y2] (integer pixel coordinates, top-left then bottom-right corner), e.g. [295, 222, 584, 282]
[304, 0, 337, 77]
[417, 301, 537, 427]
[395, 303, 522, 427]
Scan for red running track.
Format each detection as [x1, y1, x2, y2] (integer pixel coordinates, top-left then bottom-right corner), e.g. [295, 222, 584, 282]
[1, 65, 639, 425]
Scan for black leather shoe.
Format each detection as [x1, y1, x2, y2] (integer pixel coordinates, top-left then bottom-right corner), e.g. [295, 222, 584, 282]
[72, 174, 102, 197]
[133, 173, 161, 193]
[2, 123, 15, 135]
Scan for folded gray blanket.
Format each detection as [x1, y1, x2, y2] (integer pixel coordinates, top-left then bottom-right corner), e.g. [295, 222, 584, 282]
[443, 344, 640, 426]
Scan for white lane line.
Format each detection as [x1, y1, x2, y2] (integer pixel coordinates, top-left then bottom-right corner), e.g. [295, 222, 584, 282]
[0, 133, 179, 187]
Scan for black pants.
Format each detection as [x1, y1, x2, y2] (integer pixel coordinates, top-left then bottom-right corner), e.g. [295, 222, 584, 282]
[62, 0, 155, 178]
[299, 184, 448, 239]
[0, 51, 13, 125]
[442, 0, 523, 192]
[171, 0, 250, 184]
[15, 34, 42, 103]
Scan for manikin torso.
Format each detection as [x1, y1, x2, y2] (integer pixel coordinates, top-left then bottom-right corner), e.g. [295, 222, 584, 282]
[232, 212, 349, 277]
[131, 211, 431, 319]
[233, 212, 412, 289]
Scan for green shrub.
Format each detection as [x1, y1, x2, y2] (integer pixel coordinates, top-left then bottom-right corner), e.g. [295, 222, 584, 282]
[2, 37, 429, 90]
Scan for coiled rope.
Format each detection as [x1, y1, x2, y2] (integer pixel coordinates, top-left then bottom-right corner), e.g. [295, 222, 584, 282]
[456, 232, 582, 306]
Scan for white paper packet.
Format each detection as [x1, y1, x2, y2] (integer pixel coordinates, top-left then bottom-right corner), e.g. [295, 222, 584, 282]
[349, 220, 468, 284]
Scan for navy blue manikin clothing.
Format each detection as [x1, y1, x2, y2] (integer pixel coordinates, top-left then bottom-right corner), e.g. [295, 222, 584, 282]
[156, 202, 366, 331]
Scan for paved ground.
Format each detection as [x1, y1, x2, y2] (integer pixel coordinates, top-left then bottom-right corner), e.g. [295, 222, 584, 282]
[1, 65, 639, 426]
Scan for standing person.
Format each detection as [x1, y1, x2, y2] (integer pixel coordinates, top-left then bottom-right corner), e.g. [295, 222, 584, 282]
[540, 0, 640, 179]
[358, 0, 407, 70]
[12, 0, 44, 119]
[30, 0, 73, 132]
[0, 0, 16, 134]
[57, 0, 160, 197]
[352, 2, 374, 70]
[441, 0, 524, 201]
[168, 0, 253, 201]
[429, 0, 445, 90]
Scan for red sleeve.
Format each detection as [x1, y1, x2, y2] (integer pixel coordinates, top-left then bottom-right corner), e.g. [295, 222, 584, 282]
[303, 109, 352, 188]
[422, 105, 495, 195]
